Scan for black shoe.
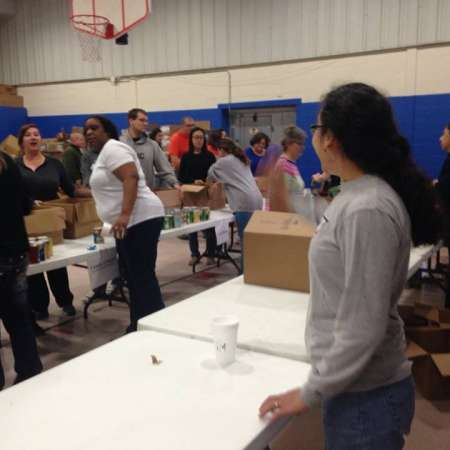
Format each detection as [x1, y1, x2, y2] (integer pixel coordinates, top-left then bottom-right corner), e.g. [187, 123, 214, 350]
[62, 305, 76, 316]
[34, 310, 49, 320]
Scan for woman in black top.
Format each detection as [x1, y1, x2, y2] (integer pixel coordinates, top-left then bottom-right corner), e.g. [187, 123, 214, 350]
[178, 127, 217, 266]
[0, 151, 42, 389]
[16, 124, 89, 320]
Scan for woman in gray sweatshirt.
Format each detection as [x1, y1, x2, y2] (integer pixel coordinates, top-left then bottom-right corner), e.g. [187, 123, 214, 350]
[207, 138, 263, 265]
[259, 83, 443, 450]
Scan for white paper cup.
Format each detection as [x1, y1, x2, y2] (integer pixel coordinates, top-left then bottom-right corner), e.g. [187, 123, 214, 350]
[211, 316, 239, 367]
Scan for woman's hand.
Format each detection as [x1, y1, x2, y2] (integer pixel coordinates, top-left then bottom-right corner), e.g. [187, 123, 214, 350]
[75, 185, 92, 197]
[259, 388, 309, 422]
[111, 213, 130, 240]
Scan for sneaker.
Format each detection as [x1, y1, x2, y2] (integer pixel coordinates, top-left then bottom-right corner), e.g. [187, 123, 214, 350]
[34, 310, 49, 321]
[188, 256, 200, 266]
[62, 304, 76, 317]
[206, 257, 216, 265]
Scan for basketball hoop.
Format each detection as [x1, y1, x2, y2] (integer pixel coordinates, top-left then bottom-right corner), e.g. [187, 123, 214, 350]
[71, 14, 114, 62]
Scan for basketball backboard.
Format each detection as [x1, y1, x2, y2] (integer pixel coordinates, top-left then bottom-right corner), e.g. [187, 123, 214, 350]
[70, 0, 150, 39]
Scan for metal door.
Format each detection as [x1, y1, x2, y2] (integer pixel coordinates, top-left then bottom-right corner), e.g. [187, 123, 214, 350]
[229, 107, 296, 148]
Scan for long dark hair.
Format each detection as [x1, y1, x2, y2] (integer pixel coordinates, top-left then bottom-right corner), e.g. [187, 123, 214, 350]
[319, 82, 442, 246]
[208, 129, 224, 148]
[188, 127, 207, 154]
[84, 115, 119, 140]
[219, 138, 249, 165]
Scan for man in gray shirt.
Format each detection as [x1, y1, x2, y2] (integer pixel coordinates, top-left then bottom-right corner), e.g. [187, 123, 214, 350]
[120, 109, 179, 190]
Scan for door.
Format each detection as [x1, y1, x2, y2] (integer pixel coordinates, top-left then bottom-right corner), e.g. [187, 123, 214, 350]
[229, 107, 296, 148]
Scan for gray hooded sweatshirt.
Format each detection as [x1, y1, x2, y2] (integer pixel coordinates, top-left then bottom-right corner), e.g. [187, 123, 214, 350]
[120, 130, 178, 189]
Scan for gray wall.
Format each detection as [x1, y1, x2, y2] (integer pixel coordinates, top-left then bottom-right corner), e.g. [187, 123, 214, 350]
[2, 0, 450, 85]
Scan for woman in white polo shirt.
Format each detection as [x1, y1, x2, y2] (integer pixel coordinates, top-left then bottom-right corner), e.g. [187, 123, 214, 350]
[85, 115, 165, 333]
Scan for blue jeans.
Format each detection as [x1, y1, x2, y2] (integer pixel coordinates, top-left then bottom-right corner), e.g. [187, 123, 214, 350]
[323, 376, 415, 450]
[188, 229, 217, 258]
[0, 254, 43, 389]
[116, 217, 165, 332]
[233, 211, 253, 269]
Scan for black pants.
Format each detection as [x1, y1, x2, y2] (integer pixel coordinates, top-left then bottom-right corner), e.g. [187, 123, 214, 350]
[116, 217, 165, 331]
[27, 268, 74, 313]
[188, 228, 217, 258]
[0, 254, 42, 389]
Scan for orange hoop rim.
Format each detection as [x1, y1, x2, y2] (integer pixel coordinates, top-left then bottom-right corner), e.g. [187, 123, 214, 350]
[70, 14, 114, 39]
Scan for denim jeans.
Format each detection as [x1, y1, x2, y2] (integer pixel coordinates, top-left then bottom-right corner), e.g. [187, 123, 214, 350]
[0, 254, 43, 389]
[27, 268, 74, 314]
[233, 211, 254, 269]
[323, 376, 415, 450]
[116, 217, 165, 331]
[188, 229, 217, 258]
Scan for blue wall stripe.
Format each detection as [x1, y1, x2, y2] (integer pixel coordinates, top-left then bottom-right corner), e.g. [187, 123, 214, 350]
[0, 94, 447, 182]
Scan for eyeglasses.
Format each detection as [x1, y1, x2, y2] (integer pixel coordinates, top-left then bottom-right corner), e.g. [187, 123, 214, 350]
[310, 124, 324, 132]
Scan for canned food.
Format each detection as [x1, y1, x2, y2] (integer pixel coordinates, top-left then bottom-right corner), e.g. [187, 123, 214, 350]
[185, 208, 194, 224]
[164, 215, 174, 230]
[173, 213, 183, 228]
[193, 208, 201, 223]
[93, 226, 104, 244]
[28, 243, 40, 264]
[201, 207, 210, 221]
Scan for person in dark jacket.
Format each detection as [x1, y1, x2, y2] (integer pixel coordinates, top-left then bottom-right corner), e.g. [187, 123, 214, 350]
[178, 127, 217, 266]
[436, 123, 450, 215]
[16, 124, 90, 320]
[62, 131, 86, 183]
[0, 150, 42, 389]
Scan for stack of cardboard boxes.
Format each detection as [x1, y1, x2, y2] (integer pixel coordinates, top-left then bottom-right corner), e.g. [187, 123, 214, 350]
[0, 84, 23, 108]
[401, 304, 450, 399]
[24, 198, 101, 247]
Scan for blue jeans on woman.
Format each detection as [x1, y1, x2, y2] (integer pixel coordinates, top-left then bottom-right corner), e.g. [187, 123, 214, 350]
[322, 376, 415, 450]
[0, 254, 42, 389]
[188, 229, 217, 258]
[233, 211, 254, 270]
[115, 217, 165, 332]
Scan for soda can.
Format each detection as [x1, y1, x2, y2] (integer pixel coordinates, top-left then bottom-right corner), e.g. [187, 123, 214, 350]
[201, 207, 210, 221]
[174, 211, 183, 228]
[168, 215, 175, 229]
[187, 208, 195, 224]
[193, 208, 201, 223]
[28, 243, 40, 264]
[93, 226, 104, 244]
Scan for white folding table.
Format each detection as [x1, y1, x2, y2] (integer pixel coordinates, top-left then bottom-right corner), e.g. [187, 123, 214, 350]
[137, 244, 440, 363]
[0, 331, 311, 450]
[27, 209, 235, 276]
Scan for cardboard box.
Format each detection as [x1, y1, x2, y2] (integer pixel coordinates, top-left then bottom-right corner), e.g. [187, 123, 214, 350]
[44, 198, 102, 239]
[243, 211, 315, 292]
[154, 188, 182, 208]
[181, 183, 226, 210]
[403, 305, 450, 399]
[0, 94, 23, 107]
[25, 207, 66, 244]
[0, 134, 20, 157]
[0, 84, 17, 95]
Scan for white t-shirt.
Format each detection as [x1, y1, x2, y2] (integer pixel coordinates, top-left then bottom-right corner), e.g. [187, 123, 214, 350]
[90, 139, 164, 227]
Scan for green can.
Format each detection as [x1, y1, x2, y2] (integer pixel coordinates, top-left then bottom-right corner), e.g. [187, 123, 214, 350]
[201, 207, 210, 221]
[186, 208, 194, 224]
[163, 215, 174, 230]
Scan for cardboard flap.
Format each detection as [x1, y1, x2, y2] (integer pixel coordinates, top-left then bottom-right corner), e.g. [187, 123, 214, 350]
[181, 184, 207, 193]
[245, 210, 316, 238]
[414, 304, 450, 325]
[25, 207, 66, 235]
[431, 354, 450, 377]
[44, 198, 99, 225]
[405, 341, 428, 359]
[155, 189, 182, 208]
